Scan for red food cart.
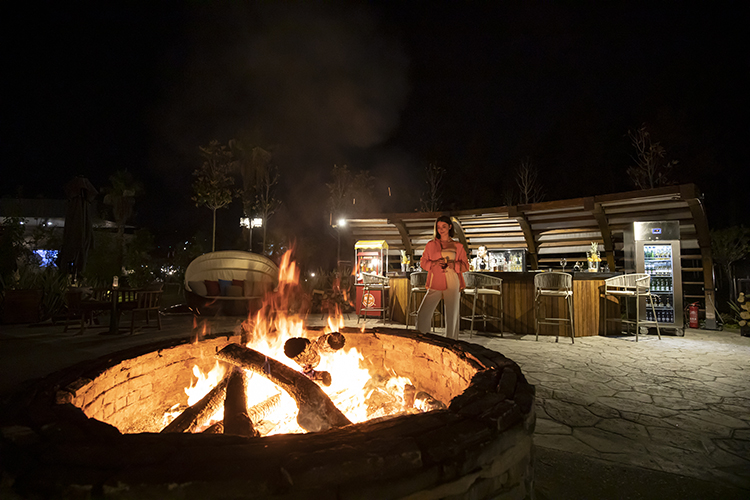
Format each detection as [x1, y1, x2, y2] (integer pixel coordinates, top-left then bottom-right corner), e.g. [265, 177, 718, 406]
[354, 240, 389, 317]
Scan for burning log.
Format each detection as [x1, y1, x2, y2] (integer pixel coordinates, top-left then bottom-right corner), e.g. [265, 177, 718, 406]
[283, 333, 345, 386]
[414, 391, 446, 412]
[316, 331, 346, 352]
[247, 393, 281, 424]
[217, 343, 352, 432]
[202, 422, 224, 434]
[304, 368, 332, 386]
[161, 371, 231, 433]
[284, 337, 320, 368]
[223, 368, 259, 438]
[284, 332, 346, 363]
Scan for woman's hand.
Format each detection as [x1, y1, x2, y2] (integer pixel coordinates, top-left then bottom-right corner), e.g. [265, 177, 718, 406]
[438, 257, 449, 270]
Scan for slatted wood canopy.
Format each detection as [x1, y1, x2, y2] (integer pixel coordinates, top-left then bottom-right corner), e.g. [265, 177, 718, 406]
[344, 184, 714, 310]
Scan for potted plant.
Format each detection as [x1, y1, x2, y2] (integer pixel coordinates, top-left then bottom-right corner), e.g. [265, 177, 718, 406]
[2, 266, 44, 324]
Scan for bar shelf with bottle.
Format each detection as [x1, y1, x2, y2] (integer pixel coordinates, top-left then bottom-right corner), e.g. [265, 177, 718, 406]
[643, 244, 676, 324]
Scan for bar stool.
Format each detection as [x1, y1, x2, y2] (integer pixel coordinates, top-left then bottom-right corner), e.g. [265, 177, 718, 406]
[405, 271, 442, 331]
[604, 273, 661, 342]
[461, 272, 504, 337]
[534, 272, 575, 343]
[357, 273, 392, 324]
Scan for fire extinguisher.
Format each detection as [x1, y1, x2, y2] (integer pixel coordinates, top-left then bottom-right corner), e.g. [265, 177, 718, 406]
[688, 302, 700, 329]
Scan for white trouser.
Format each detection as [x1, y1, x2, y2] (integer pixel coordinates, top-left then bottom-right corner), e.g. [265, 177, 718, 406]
[417, 271, 461, 339]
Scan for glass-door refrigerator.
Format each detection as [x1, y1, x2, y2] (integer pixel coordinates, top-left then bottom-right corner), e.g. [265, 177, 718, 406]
[629, 221, 684, 333]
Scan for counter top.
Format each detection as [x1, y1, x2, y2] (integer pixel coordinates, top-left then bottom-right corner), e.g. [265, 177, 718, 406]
[392, 271, 622, 281]
[473, 271, 622, 280]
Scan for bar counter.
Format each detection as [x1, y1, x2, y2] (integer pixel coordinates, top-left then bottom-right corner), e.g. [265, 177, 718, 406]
[389, 272, 621, 337]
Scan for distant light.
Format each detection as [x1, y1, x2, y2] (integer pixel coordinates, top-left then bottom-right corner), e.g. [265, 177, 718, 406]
[46, 221, 53, 226]
[337, 218, 347, 227]
[251, 217, 263, 228]
[310, 272, 316, 277]
[19, 221, 25, 225]
[34, 249, 58, 267]
[239, 217, 250, 229]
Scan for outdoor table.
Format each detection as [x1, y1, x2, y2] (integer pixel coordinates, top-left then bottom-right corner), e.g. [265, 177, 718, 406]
[103, 288, 138, 335]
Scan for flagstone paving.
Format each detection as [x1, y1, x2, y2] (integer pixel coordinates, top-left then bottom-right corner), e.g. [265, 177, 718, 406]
[463, 330, 750, 491]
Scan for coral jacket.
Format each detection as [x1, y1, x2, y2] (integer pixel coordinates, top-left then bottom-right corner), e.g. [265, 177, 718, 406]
[420, 238, 470, 291]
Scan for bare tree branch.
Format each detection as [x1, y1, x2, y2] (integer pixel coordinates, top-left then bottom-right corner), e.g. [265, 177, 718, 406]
[626, 124, 678, 189]
[419, 163, 445, 212]
[515, 158, 544, 204]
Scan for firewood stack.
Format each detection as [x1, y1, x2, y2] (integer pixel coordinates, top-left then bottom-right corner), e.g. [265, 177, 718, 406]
[161, 334, 351, 435]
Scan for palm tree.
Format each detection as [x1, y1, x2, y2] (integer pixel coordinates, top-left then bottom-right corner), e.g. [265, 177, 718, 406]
[103, 170, 142, 273]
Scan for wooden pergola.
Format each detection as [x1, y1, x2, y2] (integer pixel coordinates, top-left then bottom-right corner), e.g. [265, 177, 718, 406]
[344, 184, 714, 314]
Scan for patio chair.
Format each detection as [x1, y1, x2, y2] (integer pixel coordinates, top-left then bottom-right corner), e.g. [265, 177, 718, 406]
[120, 286, 163, 334]
[63, 287, 111, 334]
[534, 272, 575, 343]
[404, 271, 442, 331]
[604, 273, 661, 342]
[461, 272, 504, 337]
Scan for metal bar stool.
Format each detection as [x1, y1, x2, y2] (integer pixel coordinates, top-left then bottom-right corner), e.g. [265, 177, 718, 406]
[461, 272, 504, 337]
[534, 272, 575, 343]
[405, 271, 442, 331]
[604, 273, 661, 342]
[357, 273, 392, 324]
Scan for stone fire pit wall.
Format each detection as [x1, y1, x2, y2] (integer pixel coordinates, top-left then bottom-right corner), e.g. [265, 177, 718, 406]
[0, 329, 536, 500]
[70, 334, 238, 433]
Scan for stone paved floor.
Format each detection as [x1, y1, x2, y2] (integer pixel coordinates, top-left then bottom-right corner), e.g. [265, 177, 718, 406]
[2, 314, 749, 494]
[462, 329, 750, 492]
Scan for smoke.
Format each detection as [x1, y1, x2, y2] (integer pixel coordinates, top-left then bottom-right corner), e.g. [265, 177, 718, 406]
[152, 1, 410, 236]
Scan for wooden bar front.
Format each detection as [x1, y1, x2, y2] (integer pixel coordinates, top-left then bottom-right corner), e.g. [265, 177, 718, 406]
[388, 273, 620, 337]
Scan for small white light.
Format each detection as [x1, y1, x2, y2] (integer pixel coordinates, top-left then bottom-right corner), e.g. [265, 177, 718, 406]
[310, 272, 316, 277]
[337, 218, 347, 227]
[251, 217, 263, 228]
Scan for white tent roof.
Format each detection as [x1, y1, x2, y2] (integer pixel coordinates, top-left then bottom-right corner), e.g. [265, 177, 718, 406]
[184, 251, 279, 287]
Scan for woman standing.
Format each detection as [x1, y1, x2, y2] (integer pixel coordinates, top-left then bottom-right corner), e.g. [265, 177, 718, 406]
[417, 216, 470, 339]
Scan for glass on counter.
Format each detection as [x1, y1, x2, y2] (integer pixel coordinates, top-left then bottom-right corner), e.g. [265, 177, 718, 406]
[470, 248, 526, 272]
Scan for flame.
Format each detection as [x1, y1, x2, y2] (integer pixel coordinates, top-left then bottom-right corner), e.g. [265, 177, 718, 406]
[163, 249, 416, 435]
[161, 361, 227, 428]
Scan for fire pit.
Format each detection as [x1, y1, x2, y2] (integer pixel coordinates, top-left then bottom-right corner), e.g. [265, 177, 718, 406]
[0, 327, 535, 499]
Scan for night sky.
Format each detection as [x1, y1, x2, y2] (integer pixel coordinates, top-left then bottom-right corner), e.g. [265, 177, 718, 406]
[3, 2, 747, 266]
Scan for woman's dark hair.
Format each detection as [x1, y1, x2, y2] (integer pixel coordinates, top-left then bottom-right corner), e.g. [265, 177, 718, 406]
[433, 215, 455, 239]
